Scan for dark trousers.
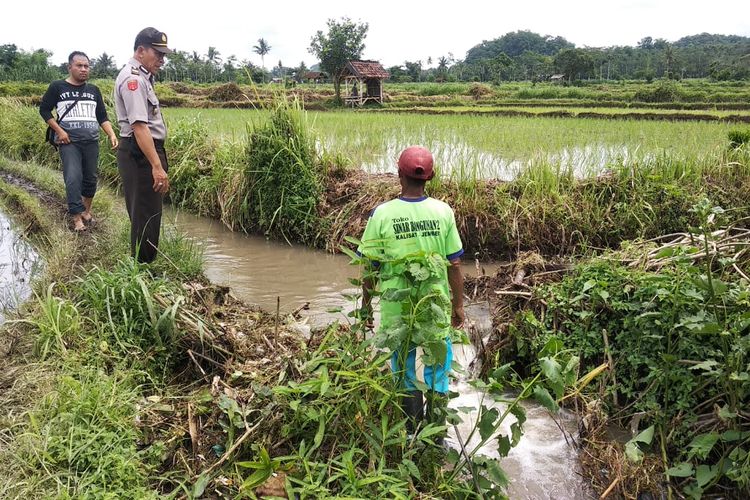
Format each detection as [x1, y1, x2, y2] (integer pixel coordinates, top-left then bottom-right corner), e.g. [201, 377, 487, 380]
[117, 136, 168, 263]
[59, 141, 99, 215]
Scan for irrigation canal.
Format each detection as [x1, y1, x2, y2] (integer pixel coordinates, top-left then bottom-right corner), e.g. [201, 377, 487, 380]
[0, 203, 590, 498]
[167, 207, 592, 499]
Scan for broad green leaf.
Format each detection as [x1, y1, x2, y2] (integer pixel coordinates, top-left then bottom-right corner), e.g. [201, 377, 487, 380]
[509, 403, 527, 427]
[688, 432, 719, 460]
[497, 434, 511, 457]
[721, 430, 750, 442]
[655, 247, 677, 258]
[711, 279, 728, 296]
[666, 462, 694, 478]
[533, 386, 558, 413]
[193, 473, 210, 497]
[582, 279, 596, 292]
[408, 262, 430, 281]
[479, 407, 499, 441]
[624, 440, 644, 463]
[539, 357, 562, 384]
[429, 301, 447, 324]
[718, 405, 737, 420]
[483, 458, 509, 488]
[538, 336, 564, 357]
[695, 464, 718, 488]
[633, 425, 655, 445]
[510, 421, 523, 447]
[241, 469, 273, 491]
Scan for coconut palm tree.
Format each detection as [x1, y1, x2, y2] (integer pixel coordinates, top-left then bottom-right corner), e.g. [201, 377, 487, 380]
[253, 38, 271, 82]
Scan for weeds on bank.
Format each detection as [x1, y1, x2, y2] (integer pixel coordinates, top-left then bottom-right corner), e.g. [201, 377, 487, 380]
[15, 369, 157, 499]
[515, 200, 750, 497]
[229, 245, 588, 498]
[0, 159, 209, 498]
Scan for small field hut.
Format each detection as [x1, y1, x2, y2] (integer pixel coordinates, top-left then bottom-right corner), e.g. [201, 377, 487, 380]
[304, 71, 327, 84]
[550, 74, 565, 84]
[342, 60, 389, 106]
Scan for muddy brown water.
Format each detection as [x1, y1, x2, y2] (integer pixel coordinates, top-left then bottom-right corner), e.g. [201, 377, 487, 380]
[167, 207, 592, 499]
[0, 209, 40, 325]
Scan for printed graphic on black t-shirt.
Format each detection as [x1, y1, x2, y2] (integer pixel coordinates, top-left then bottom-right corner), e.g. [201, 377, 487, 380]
[39, 81, 108, 143]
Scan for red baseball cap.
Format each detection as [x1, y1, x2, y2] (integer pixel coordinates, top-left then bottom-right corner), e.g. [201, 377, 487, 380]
[397, 146, 435, 180]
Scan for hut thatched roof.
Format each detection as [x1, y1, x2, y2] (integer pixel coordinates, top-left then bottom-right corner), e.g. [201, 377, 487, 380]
[344, 60, 389, 79]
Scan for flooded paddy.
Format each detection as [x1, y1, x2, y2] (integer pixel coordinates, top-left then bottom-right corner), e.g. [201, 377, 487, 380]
[164, 108, 732, 180]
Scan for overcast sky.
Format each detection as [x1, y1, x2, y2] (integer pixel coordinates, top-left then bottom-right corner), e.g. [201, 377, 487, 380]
[3, 0, 749, 69]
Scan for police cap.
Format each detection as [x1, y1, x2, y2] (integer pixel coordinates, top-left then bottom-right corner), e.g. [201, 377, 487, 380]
[134, 27, 173, 54]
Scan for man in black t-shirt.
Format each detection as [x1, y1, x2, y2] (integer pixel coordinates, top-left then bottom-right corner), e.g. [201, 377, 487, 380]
[40, 51, 118, 232]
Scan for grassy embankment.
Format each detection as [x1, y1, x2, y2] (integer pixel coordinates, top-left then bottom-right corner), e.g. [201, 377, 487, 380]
[0, 156, 206, 497]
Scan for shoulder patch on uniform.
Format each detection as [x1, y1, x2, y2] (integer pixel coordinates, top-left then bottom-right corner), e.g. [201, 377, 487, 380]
[127, 80, 138, 91]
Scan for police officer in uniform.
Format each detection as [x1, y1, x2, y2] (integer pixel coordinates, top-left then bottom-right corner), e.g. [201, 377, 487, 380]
[114, 27, 171, 263]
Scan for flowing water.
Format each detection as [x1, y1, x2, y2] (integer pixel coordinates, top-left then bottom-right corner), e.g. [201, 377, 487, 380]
[0, 209, 40, 324]
[167, 208, 592, 499]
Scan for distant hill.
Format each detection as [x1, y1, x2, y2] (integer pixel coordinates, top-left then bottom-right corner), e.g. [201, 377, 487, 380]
[460, 31, 750, 81]
[673, 33, 750, 48]
[465, 31, 574, 64]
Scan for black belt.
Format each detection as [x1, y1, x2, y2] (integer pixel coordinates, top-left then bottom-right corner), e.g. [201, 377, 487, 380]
[122, 136, 165, 147]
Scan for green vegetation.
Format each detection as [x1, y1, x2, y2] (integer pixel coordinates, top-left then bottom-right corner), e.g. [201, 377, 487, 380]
[0, 156, 204, 498]
[0, 151, 587, 499]
[163, 106, 740, 178]
[309, 17, 369, 103]
[513, 200, 750, 497]
[3, 82, 750, 497]
[3, 95, 750, 260]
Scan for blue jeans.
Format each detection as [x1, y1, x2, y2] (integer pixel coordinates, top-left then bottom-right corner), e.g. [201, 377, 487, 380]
[391, 337, 453, 393]
[59, 141, 99, 215]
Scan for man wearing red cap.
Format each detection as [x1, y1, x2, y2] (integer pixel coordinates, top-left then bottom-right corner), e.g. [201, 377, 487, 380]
[359, 146, 464, 441]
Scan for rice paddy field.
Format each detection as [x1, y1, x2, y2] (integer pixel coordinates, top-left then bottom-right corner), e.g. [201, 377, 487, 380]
[163, 107, 738, 179]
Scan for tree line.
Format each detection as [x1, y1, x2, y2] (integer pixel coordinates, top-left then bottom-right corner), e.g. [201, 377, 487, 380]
[1, 28, 749, 86]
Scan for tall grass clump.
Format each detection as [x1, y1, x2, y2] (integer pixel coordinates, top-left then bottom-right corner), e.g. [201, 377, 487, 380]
[241, 98, 323, 244]
[728, 128, 750, 149]
[163, 116, 216, 208]
[77, 259, 183, 376]
[0, 98, 57, 164]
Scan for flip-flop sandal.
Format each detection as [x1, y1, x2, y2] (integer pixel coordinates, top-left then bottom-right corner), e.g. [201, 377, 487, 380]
[72, 224, 87, 233]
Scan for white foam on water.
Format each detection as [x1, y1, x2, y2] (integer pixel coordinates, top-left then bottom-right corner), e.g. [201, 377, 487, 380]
[446, 310, 592, 500]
